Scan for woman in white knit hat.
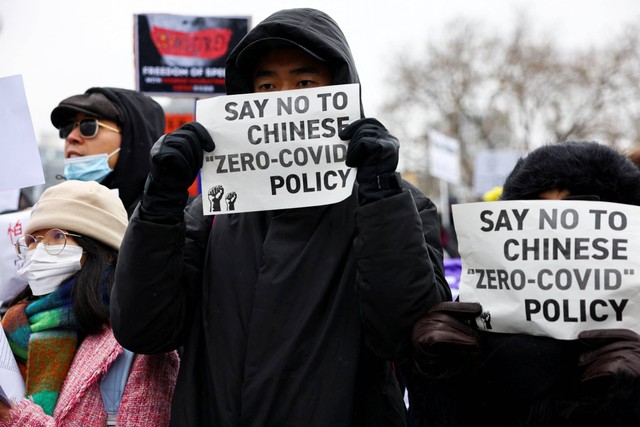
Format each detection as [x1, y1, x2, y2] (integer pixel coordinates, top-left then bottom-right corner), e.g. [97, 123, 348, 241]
[0, 180, 178, 426]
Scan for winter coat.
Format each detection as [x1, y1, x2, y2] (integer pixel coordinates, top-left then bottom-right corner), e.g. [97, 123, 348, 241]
[111, 7, 450, 427]
[410, 331, 640, 427]
[0, 326, 179, 427]
[85, 87, 165, 217]
[113, 187, 449, 426]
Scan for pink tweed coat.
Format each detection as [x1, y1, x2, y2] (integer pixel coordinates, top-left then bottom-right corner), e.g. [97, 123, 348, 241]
[0, 326, 179, 426]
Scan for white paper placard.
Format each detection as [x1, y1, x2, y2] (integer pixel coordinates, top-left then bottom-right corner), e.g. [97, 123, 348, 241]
[0, 75, 45, 192]
[0, 321, 26, 405]
[453, 200, 640, 340]
[196, 84, 361, 215]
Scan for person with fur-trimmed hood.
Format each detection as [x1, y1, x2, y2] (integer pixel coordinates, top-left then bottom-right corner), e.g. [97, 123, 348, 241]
[110, 7, 451, 427]
[410, 141, 640, 426]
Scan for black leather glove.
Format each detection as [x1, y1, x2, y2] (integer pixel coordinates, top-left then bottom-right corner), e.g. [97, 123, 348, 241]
[141, 122, 215, 224]
[412, 301, 483, 380]
[578, 329, 640, 387]
[339, 118, 402, 204]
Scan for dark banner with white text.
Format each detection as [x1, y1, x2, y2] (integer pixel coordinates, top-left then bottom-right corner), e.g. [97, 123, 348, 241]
[135, 13, 249, 96]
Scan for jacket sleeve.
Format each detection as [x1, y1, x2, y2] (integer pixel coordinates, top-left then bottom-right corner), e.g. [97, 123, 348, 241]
[110, 196, 210, 354]
[0, 399, 55, 427]
[355, 184, 451, 360]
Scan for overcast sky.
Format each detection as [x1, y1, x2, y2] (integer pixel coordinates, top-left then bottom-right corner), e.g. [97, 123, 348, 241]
[1, 0, 638, 142]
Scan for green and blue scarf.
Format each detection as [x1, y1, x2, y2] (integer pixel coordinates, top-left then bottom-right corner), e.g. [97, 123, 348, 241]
[2, 279, 78, 415]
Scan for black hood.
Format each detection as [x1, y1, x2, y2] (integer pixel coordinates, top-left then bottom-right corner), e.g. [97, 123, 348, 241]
[85, 87, 165, 216]
[225, 8, 361, 104]
[501, 141, 640, 205]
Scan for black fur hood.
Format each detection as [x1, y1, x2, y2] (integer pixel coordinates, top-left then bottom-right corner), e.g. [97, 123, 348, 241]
[501, 141, 640, 205]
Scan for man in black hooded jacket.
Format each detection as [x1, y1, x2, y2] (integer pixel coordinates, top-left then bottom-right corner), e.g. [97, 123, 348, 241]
[51, 87, 166, 217]
[111, 8, 451, 426]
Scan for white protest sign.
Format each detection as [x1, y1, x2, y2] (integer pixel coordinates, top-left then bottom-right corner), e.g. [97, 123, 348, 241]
[428, 130, 460, 185]
[196, 83, 360, 215]
[0, 189, 20, 213]
[0, 75, 45, 192]
[0, 323, 26, 405]
[472, 149, 523, 197]
[453, 200, 640, 340]
[0, 209, 30, 306]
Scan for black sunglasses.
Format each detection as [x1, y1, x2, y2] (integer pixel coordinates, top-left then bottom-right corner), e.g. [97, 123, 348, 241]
[59, 118, 120, 139]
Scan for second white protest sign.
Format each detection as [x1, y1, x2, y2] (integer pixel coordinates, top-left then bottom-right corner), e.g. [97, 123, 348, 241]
[453, 200, 640, 340]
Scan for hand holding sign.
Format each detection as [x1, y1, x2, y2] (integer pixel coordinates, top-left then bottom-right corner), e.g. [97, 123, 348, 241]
[150, 122, 215, 188]
[412, 301, 484, 380]
[340, 118, 402, 204]
[142, 122, 215, 223]
[579, 328, 640, 387]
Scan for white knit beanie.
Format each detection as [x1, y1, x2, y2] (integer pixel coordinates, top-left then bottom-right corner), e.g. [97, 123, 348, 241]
[26, 180, 128, 250]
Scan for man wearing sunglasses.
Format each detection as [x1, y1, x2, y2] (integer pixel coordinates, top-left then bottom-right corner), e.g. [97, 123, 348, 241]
[50, 87, 166, 217]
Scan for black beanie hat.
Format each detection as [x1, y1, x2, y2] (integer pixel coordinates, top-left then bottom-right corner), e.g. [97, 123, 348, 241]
[501, 141, 640, 206]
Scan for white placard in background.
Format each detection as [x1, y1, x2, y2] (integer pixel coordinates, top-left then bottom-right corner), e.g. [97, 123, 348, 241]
[428, 130, 461, 185]
[0, 75, 45, 192]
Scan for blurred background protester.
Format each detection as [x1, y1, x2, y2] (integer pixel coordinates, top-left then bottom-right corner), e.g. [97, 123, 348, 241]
[50, 88, 166, 217]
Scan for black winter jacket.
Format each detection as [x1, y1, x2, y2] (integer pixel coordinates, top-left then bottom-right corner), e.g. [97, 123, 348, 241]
[411, 330, 640, 427]
[111, 8, 450, 426]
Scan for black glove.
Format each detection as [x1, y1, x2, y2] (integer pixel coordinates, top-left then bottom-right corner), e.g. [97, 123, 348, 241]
[412, 301, 483, 380]
[141, 122, 215, 224]
[339, 118, 402, 204]
[578, 329, 640, 388]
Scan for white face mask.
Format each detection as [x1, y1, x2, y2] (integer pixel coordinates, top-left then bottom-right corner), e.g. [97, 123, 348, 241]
[16, 244, 83, 296]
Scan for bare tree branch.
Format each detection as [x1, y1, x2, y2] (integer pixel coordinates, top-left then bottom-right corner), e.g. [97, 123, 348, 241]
[383, 14, 640, 199]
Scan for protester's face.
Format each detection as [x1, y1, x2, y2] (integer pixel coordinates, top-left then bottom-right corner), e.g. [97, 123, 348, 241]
[252, 47, 332, 92]
[538, 189, 571, 200]
[63, 113, 122, 169]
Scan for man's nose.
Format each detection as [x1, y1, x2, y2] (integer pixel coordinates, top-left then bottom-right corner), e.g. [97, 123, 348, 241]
[66, 127, 84, 144]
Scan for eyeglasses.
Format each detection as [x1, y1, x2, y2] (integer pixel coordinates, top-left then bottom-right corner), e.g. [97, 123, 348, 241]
[58, 118, 120, 139]
[15, 229, 82, 259]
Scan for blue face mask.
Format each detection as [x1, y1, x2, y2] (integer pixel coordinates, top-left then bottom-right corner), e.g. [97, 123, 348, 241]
[64, 148, 120, 183]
